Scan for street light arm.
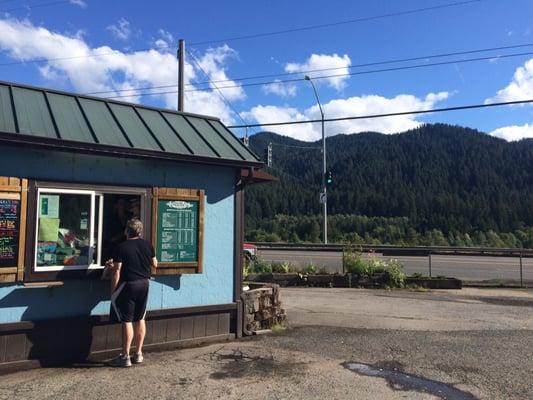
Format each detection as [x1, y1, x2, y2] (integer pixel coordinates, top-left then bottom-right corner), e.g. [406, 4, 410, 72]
[305, 77, 324, 118]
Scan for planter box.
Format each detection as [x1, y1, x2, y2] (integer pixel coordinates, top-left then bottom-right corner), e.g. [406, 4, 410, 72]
[406, 277, 462, 289]
[332, 274, 351, 288]
[271, 273, 304, 286]
[306, 274, 334, 287]
[245, 273, 304, 286]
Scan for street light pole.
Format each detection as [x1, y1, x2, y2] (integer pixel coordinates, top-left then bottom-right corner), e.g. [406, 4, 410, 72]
[305, 75, 327, 244]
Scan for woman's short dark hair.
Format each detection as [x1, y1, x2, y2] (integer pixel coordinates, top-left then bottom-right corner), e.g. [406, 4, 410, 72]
[125, 218, 143, 238]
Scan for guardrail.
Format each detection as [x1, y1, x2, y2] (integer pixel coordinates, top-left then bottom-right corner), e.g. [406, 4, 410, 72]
[252, 242, 533, 256]
[251, 242, 533, 287]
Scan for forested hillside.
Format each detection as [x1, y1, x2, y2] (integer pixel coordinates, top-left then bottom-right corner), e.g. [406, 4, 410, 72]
[245, 124, 533, 247]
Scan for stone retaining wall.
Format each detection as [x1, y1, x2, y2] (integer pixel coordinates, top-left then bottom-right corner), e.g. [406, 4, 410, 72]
[241, 283, 287, 334]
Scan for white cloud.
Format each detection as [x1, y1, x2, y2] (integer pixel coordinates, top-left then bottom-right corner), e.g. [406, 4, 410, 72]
[154, 29, 174, 51]
[0, 17, 244, 124]
[69, 0, 87, 8]
[285, 53, 351, 91]
[489, 124, 533, 141]
[191, 45, 245, 102]
[244, 92, 450, 141]
[262, 80, 297, 98]
[486, 58, 533, 103]
[106, 18, 131, 41]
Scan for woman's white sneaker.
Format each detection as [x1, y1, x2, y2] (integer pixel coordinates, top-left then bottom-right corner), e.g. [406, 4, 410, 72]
[132, 352, 143, 364]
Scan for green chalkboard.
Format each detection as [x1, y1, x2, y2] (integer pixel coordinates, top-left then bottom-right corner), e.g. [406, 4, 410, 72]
[156, 199, 199, 263]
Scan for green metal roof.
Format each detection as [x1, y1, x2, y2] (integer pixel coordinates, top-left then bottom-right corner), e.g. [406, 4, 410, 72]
[0, 80, 261, 168]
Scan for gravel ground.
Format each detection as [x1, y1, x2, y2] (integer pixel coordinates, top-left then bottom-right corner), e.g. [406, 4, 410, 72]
[0, 287, 531, 400]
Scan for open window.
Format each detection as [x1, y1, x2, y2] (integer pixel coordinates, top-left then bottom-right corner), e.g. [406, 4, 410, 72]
[27, 182, 150, 281]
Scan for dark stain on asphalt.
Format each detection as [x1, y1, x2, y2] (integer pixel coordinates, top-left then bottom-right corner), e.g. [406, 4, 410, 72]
[209, 349, 307, 380]
[471, 296, 533, 307]
[342, 362, 478, 400]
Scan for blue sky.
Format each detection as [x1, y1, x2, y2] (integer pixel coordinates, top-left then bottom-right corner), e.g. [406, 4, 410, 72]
[1, 0, 533, 141]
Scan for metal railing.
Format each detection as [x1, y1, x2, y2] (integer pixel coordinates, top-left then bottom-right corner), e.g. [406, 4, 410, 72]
[252, 242, 533, 287]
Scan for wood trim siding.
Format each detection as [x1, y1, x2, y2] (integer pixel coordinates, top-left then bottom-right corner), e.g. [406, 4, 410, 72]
[0, 177, 28, 282]
[0, 303, 237, 371]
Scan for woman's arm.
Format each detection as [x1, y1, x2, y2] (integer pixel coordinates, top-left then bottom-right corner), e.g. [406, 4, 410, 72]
[111, 262, 122, 292]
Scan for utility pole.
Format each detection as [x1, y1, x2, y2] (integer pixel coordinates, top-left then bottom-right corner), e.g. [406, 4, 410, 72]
[177, 39, 185, 112]
[304, 75, 327, 243]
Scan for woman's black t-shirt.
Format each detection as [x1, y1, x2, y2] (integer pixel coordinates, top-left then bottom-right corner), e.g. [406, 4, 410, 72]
[113, 238, 154, 282]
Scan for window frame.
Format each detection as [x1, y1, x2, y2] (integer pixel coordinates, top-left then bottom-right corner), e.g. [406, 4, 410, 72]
[25, 180, 151, 283]
[34, 188, 98, 272]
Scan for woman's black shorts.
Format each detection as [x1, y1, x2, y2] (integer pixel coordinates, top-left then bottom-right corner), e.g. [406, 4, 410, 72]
[110, 278, 149, 322]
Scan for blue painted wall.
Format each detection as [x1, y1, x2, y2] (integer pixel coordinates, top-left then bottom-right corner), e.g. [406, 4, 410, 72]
[0, 145, 236, 323]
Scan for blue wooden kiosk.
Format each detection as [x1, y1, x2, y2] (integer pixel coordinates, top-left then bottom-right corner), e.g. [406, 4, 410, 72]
[0, 80, 271, 370]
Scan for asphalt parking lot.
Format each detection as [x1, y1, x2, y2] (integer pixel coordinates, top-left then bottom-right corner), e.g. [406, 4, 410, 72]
[1, 287, 532, 400]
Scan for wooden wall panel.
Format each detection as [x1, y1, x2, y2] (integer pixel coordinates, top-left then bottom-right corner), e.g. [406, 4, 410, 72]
[205, 314, 219, 337]
[0, 308, 235, 368]
[0, 176, 28, 282]
[180, 316, 194, 340]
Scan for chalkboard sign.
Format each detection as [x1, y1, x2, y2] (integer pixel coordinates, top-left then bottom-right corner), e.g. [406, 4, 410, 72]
[156, 199, 199, 263]
[0, 199, 20, 268]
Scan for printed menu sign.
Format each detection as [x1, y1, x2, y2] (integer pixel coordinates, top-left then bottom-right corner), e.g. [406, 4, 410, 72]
[0, 199, 20, 268]
[156, 200, 198, 263]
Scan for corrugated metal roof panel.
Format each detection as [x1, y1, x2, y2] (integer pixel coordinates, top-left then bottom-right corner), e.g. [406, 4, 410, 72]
[108, 103, 162, 151]
[135, 108, 191, 154]
[47, 93, 95, 143]
[209, 120, 260, 161]
[12, 87, 57, 138]
[0, 80, 263, 168]
[186, 116, 242, 160]
[0, 85, 15, 133]
[78, 98, 130, 147]
[162, 112, 218, 157]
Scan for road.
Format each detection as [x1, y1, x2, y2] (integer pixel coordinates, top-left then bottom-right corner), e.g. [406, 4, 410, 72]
[258, 249, 533, 283]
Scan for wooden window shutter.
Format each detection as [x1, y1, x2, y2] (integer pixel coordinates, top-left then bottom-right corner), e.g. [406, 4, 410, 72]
[151, 187, 204, 275]
[0, 177, 28, 283]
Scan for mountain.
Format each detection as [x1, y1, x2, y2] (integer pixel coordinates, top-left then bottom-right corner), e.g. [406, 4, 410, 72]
[245, 124, 533, 247]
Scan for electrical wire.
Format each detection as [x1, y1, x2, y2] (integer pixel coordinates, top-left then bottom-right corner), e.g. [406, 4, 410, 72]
[102, 50, 533, 99]
[186, 48, 257, 134]
[1, 0, 75, 13]
[189, 0, 485, 46]
[86, 42, 533, 96]
[0, 0, 485, 67]
[226, 98, 533, 129]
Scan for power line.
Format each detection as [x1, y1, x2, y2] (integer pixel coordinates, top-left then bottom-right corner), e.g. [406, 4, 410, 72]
[86, 42, 533, 96]
[186, 48, 256, 133]
[0, 0, 484, 67]
[226, 98, 533, 129]
[189, 0, 485, 46]
[186, 51, 533, 93]
[102, 50, 533, 99]
[1, 0, 74, 13]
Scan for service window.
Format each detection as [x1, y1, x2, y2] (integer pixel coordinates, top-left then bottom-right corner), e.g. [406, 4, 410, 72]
[33, 187, 146, 273]
[35, 189, 99, 271]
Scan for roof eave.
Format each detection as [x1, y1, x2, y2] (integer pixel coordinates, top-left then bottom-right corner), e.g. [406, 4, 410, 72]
[0, 131, 264, 169]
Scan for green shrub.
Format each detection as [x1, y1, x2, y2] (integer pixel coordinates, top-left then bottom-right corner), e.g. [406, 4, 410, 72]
[252, 257, 272, 273]
[243, 262, 251, 279]
[304, 264, 318, 275]
[343, 249, 384, 277]
[385, 259, 406, 288]
[272, 261, 292, 274]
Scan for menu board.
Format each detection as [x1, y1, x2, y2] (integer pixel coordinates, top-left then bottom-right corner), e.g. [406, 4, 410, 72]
[0, 199, 20, 268]
[156, 199, 199, 263]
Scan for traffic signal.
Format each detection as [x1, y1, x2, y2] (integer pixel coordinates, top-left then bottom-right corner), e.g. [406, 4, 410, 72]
[325, 170, 333, 185]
